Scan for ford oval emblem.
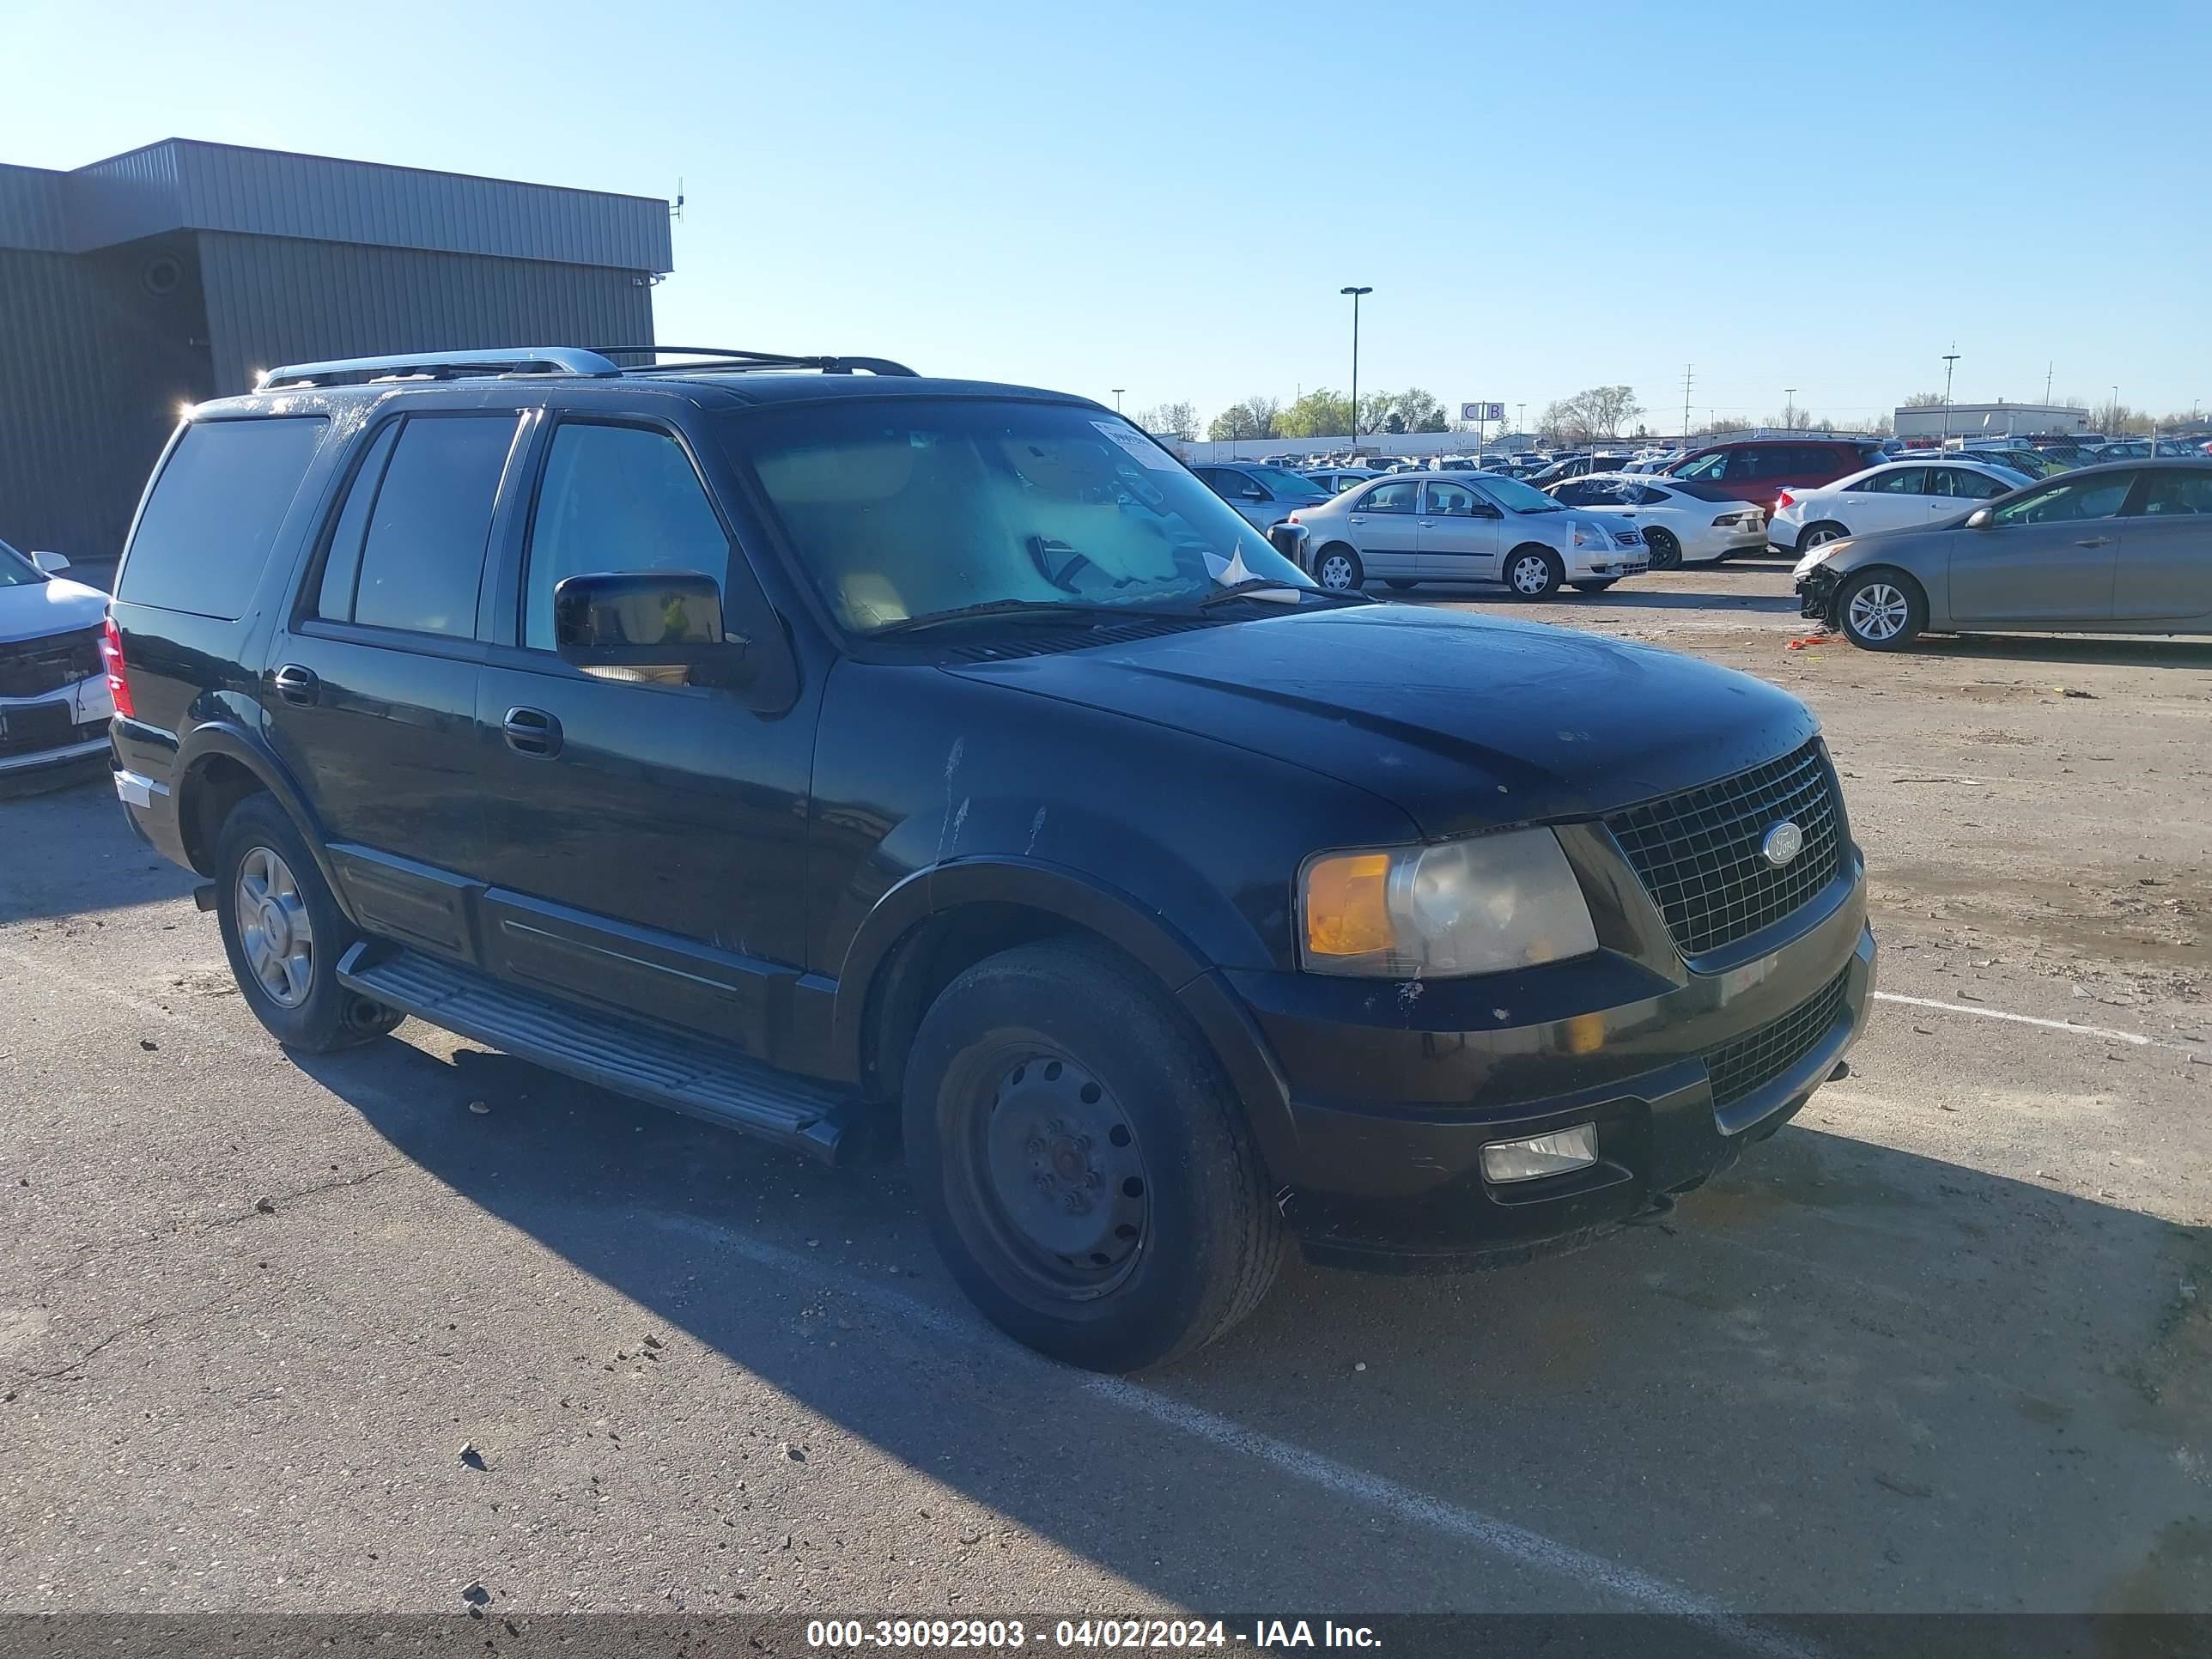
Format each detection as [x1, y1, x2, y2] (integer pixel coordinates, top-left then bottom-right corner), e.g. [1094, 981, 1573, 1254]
[1761, 821, 1804, 867]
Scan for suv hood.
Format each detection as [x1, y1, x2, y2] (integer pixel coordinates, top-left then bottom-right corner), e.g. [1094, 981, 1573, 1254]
[0, 574, 107, 646]
[948, 605, 1818, 836]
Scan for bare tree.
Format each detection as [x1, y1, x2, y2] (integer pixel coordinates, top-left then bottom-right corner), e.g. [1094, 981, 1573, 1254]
[1900, 392, 1948, 408]
[1576, 386, 1644, 439]
[1135, 400, 1199, 441]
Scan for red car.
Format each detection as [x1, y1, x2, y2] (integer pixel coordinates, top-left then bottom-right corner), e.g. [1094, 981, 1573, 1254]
[1664, 438, 1886, 514]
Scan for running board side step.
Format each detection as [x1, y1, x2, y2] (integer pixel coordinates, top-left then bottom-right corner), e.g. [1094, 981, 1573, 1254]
[337, 943, 857, 1164]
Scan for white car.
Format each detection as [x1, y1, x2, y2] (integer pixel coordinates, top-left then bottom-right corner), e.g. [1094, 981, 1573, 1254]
[1770, 458, 2032, 556]
[0, 539, 113, 787]
[1544, 473, 1768, 568]
[1284, 471, 1649, 598]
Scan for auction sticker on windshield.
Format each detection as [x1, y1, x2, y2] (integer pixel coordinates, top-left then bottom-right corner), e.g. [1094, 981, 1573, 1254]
[1091, 420, 1178, 469]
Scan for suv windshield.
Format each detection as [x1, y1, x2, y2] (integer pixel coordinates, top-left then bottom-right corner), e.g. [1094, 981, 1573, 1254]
[1477, 474, 1566, 514]
[734, 400, 1313, 632]
[0, 538, 46, 587]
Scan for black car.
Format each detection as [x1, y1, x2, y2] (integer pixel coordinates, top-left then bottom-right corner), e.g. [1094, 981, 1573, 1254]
[107, 345, 1875, 1371]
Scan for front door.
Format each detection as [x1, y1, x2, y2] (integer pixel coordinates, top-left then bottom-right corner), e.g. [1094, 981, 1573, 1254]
[1414, 478, 1501, 583]
[1949, 471, 2133, 626]
[2112, 469, 2212, 622]
[264, 406, 527, 959]
[1346, 477, 1421, 579]
[470, 414, 816, 1057]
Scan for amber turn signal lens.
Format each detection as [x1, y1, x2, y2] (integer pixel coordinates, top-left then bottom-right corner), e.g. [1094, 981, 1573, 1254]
[1304, 852, 1394, 957]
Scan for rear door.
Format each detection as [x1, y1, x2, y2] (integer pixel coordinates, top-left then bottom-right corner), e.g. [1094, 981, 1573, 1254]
[1949, 471, 2133, 626]
[1346, 478, 1421, 578]
[1836, 465, 1930, 535]
[1414, 478, 1500, 581]
[2112, 469, 2212, 623]
[1208, 467, 1273, 528]
[264, 407, 526, 957]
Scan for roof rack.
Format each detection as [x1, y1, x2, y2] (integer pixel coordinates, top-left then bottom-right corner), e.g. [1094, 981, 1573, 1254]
[258, 347, 623, 391]
[598, 345, 919, 378]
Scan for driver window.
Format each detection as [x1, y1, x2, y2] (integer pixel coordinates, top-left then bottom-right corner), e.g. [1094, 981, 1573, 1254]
[523, 423, 731, 652]
[1989, 474, 2135, 526]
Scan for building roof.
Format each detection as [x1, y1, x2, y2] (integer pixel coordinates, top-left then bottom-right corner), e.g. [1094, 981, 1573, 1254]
[0, 139, 671, 272]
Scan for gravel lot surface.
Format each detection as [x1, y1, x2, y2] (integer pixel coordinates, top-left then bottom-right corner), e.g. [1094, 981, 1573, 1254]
[3, 556, 2207, 1624]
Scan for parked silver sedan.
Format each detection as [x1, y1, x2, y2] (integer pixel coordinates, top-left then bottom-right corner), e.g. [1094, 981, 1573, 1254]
[1795, 461, 2212, 649]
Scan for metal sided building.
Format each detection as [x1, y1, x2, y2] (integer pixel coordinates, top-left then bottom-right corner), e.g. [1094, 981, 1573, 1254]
[0, 139, 674, 563]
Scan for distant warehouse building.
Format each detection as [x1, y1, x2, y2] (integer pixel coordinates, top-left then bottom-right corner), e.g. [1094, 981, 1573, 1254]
[1893, 401, 2090, 442]
[0, 139, 672, 562]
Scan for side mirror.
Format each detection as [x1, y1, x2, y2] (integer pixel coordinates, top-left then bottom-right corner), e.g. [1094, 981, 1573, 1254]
[1966, 508, 1992, 529]
[31, 550, 70, 574]
[553, 570, 750, 689]
[1266, 522, 1311, 574]
[1239, 485, 1266, 501]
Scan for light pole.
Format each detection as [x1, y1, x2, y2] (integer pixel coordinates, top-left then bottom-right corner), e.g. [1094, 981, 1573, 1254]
[1112, 388, 1125, 413]
[1340, 286, 1372, 453]
[1516, 402, 1525, 439]
[1784, 387, 1797, 429]
[2111, 385, 2120, 436]
[1941, 351, 1960, 442]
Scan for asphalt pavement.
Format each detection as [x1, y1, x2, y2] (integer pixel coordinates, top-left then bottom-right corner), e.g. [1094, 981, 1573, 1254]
[3, 562, 2208, 1625]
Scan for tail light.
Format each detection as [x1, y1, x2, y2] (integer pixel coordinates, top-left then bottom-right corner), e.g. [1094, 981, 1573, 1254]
[100, 615, 134, 719]
[1286, 513, 1301, 524]
[1775, 490, 1796, 511]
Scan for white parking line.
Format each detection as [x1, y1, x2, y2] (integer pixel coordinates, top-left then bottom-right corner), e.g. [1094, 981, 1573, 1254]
[657, 1216, 1820, 1658]
[1873, 990, 2196, 1054]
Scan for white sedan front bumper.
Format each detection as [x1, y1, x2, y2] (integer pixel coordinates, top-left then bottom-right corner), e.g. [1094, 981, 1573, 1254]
[0, 672, 113, 775]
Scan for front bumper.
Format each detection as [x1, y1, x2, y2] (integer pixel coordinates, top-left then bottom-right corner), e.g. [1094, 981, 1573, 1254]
[1213, 858, 1875, 1269]
[1796, 565, 1840, 623]
[0, 673, 113, 778]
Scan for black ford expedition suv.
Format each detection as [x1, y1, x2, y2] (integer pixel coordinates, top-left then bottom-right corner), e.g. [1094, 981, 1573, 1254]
[107, 346, 1875, 1371]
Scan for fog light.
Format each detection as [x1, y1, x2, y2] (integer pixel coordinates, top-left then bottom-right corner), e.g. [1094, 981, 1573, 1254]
[1480, 1123, 1599, 1183]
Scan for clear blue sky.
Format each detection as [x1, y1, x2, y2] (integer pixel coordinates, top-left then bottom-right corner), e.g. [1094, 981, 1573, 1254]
[9, 0, 2209, 430]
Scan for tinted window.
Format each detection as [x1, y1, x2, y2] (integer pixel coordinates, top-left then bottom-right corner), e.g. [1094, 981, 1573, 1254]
[118, 417, 326, 619]
[1672, 452, 1728, 481]
[1213, 470, 1260, 498]
[1857, 467, 1926, 495]
[1551, 481, 1600, 505]
[524, 423, 731, 651]
[1990, 473, 2135, 526]
[349, 415, 517, 637]
[1247, 466, 1328, 501]
[1941, 468, 2012, 500]
[2125, 471, 2212, 517]
[1359, 482, 1420, 513]
[313, 422, 400, 622]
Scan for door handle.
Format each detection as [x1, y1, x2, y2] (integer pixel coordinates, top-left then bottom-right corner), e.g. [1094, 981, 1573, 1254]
[1416, 519, 1436, 527]
[271, 664, 319, 706]
[502, 706, 562, 757]
[2074, 536, 2112, 547]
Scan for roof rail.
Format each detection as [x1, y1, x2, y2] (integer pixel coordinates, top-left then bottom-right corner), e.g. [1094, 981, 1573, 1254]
[598, 345, 919, 378]
[258, 347, 623, 391]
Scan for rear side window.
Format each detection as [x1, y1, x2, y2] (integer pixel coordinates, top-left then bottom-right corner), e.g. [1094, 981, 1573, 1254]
[337, 415, 518, 638]
[118, 417, 326, 620]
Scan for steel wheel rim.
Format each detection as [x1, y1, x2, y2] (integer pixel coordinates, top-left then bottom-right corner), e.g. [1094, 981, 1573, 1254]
[969, 1047, 1150, 1300]
[1511, 555, 1549, 594]
[236, 845, 314, 1007]
[1847, 582, 1909, 641]
[1319, 553, 1355, 590]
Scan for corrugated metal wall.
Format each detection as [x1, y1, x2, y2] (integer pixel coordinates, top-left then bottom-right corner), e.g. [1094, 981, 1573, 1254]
[0, 164, 70, 252]
[196, 232, 657, 395]
[0, 239, 211, 563]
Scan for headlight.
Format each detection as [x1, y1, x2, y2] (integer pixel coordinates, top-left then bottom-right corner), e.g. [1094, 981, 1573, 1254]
[1299, 829, 1600, 978]
[1570, 520, 1601, 548]
[1793, 543, 1844, 577]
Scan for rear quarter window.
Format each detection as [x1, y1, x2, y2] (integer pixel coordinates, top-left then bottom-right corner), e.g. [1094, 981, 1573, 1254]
[117, 417, 328, 620]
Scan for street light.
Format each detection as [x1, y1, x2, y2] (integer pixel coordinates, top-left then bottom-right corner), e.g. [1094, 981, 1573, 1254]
[1112, 388, 1125, 413]
[1784, 387, 1797, 428]
[1941, 351, 1960, 441]
[1340, 286, 1372, 453]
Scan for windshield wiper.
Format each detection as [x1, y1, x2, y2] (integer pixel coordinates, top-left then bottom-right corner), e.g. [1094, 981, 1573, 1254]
[868, 599, 1139, 638]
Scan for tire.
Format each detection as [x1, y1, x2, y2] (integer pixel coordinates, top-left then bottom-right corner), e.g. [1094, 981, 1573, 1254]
[1315, 544, 1364, 592]
[1571, 580, 1616, 593]
[214, 793, 404, 1052]
[1504, 545, 1565, 599]
[1835, 568, 1926, 652]
[1384, 578, 1417, 591]
[903, 938, 1282, 1372]
[1642, 527, 1682, 570]
[1800, 522, 1850, 551]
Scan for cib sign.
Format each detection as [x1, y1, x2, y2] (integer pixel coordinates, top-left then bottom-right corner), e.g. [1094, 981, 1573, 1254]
[1462, 402, 1505, 422]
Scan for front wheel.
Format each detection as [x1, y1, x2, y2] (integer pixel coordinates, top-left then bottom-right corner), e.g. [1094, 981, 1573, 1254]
[1836, 568, 1926, 651]
[1642, 527, 1682, 570]
[1315, 544, 1364, 592]
[1505, 546, 1565, 599]
[215, 794, 404, 1052]
[903, 939, 1282, 1372]
[1571, 580, 1616, 593]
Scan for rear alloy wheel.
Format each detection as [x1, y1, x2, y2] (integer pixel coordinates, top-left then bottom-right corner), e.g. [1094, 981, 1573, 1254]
[1506, 546, 1565, 599]
[904, 939, 1281, 1372]
[1801, 523, 1849, 550]
[1316, 544, 1364, 592]
[1837, 568, 1925, 651]
[1642, 526, 1683, 570]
